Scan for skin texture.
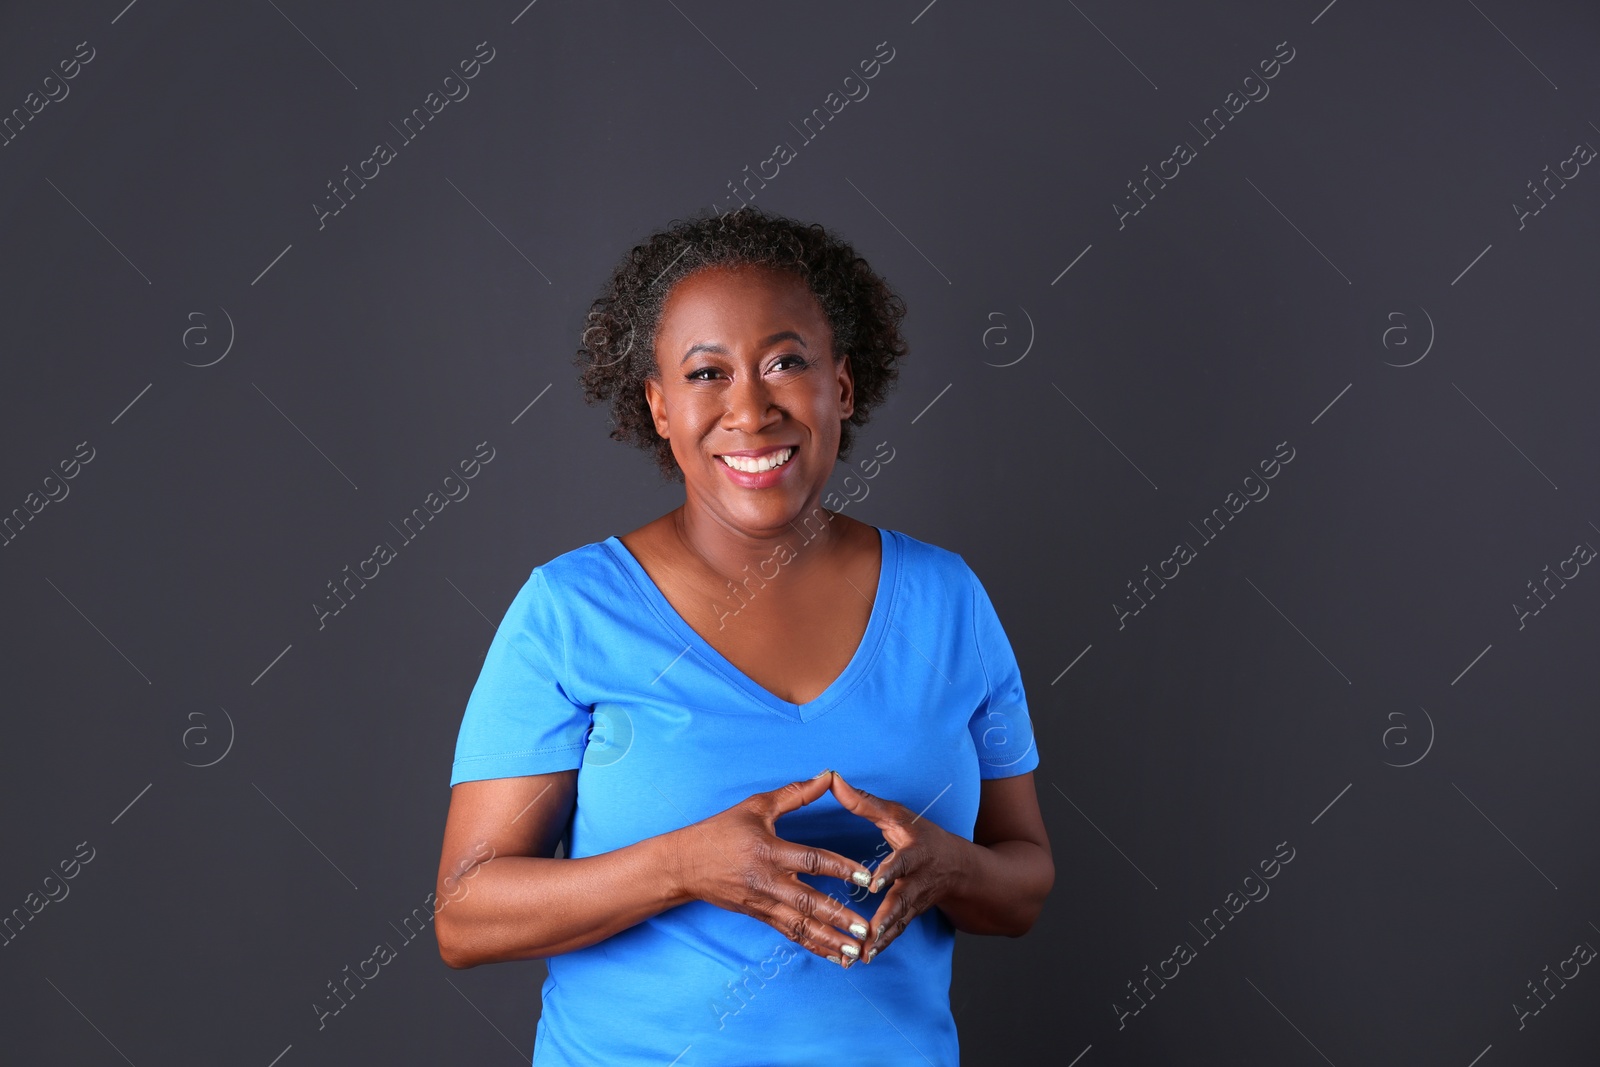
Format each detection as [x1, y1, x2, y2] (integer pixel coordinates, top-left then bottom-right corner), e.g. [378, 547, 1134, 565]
[434, 264, 1054, 973]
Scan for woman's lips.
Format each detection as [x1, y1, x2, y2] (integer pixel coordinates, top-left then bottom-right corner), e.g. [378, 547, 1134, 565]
[715, 445, 796, 488]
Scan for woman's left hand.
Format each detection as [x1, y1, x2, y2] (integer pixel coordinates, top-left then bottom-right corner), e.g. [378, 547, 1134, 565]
[827, 771, 969, 963]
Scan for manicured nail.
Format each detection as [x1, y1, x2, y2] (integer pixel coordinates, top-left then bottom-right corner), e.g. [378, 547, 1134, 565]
[811, 768, 833, 779]
[866, 947, 878, 963]
[869, 877, 884, 893]
[840, 943, 860, 959]
[849, 921, 868, 938]
[826, 955, 842, 966]
[850, 870, 872, 886]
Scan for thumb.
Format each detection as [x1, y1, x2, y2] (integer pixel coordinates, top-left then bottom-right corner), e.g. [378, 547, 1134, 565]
[768, 768, 837, 818]
[828, 771, 893, 827]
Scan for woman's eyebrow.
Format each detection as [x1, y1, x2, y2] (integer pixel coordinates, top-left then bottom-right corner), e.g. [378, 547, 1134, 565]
[680, 330, 808, 364]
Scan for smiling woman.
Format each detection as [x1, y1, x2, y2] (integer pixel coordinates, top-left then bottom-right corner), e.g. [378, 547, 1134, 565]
[433, 207, 1054, 1066]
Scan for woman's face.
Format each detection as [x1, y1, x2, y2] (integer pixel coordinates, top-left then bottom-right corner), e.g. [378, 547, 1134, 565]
[644, 263, 854, 537]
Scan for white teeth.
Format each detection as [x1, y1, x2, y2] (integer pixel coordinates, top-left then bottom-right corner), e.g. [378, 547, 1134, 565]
[719, 447, 794, 474]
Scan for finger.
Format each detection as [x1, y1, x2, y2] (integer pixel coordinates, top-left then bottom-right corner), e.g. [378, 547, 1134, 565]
[763, 836, 875, 894]
[866, 884, 916, 960]
[755, 896, 866, 967]
[868, 849, 906, 896]
[765, 769, 837, 819]
[782, 875, 874, 944]
[827, 771, 904, 830]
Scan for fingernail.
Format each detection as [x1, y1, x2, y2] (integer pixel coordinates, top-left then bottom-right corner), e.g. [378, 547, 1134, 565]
[849, 922, 868, 938]
[826, 955, 842, 966]
[850, 870, 871, 886]
[866, 947, 878, 963]
[840, 943, 860, 959]
[869, 878, 884, 893]
[811, 768, 833, 779]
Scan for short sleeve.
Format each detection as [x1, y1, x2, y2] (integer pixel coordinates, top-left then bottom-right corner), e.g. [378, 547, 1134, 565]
[966, 563, 1041, 779]
[449, 567, 592, 786]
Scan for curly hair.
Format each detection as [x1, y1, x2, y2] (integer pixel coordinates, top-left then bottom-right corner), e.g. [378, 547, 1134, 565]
[575, 206, 909, 482]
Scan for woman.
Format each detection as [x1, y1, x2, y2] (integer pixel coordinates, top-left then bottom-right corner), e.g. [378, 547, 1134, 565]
[434, 207, 1053, 1065]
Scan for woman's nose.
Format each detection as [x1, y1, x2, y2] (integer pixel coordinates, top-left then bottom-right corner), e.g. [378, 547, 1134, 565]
[722, 373, 779, 431]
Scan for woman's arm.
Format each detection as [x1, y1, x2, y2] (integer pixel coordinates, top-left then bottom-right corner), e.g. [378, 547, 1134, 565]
[827, 772, 1053, 958]
[433, 770, 880, 969]
[934, 773, 1054, 936]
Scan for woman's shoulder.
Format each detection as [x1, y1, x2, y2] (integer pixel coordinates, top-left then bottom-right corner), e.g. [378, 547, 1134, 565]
[880, 523, 977, 582]
[510, 535, 634, 612]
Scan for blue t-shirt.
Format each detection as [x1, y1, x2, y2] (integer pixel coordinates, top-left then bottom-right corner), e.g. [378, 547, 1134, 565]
[450, 524, 1041, 1066]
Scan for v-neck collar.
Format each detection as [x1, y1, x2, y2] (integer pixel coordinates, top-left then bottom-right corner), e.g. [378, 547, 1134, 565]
[602, 525, 900, 724]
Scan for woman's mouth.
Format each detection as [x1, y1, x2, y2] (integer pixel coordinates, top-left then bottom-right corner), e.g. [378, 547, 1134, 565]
[715, 446, 797, 487]
[718, 447, 795, 473]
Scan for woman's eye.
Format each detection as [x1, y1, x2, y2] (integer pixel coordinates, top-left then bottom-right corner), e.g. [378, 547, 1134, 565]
[686, 367, 721, 381]
[772, 355, 808, 371]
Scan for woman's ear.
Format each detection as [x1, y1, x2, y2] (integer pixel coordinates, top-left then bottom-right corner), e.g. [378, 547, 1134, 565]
[643, 375, 670, 439]
[835, 351, 855, 421]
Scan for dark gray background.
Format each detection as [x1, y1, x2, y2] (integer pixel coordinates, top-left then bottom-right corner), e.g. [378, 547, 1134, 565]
[2, 0, 1597, 1063]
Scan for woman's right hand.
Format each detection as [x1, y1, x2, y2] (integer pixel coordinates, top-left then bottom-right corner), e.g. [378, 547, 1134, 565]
[668, 769, 874, 967]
